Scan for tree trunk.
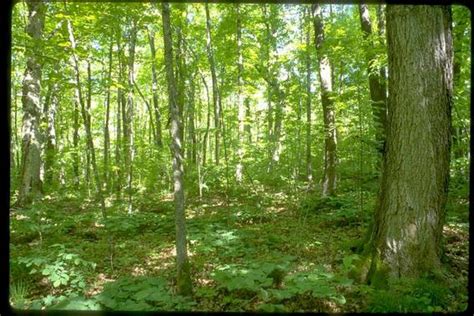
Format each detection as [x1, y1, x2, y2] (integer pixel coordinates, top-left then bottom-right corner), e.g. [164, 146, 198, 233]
[43, 81, 57, 187]
[235, 3, 245, 183]
[147, 27, 163, 148]
[359, 4, 387, 157]
[73, 98, 80, 186]
[312, 3, 337, 197]
[161, 2, 192, 296]
[368, 5, 453, 280]
[187, 74, 197, 164]
[67, 19, 106, 217]
[17, 0, 45, 206]
[85, 61, 92, 193]
[201, 74, 211, 167]
[305, 8, 313, 183]
[104, 37, 113, 192]
[124, 21, 137, 214]
[205, 3, 221, 166]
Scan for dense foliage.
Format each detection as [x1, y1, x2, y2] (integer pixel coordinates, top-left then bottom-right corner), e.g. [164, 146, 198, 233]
[9, 2, 469, 312]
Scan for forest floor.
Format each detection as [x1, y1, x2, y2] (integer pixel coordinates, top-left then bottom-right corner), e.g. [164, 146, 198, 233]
[9, 182, 469, 312]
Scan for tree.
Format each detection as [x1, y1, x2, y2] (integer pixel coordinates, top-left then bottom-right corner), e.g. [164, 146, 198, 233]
[304, 7, 313, 183]
[312, 4, 337, 196]
[67, 18, 106, 217]
[161, 2, 193, 296]
[205, 3, 222, 166]
[147, 26, 163, 148]
[235, 3, 245, 183]
[358, 4, 387, 157]
[367, 5, 453, 280]
[124, 20, 137, 214]
[17, 0, 46, 206]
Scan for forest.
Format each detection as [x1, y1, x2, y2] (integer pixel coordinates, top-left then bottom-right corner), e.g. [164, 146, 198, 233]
[9, 1, 470, 313]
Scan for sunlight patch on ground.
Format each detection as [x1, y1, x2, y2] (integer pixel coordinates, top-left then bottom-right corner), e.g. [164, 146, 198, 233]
[86, 273, 115, 297]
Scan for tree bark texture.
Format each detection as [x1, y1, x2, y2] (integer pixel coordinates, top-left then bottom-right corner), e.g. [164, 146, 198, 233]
[17, 0, 45, 206]
[312, 4, 337, 197]
[369, 5, 453, 279]
[161, 2, 193, 296]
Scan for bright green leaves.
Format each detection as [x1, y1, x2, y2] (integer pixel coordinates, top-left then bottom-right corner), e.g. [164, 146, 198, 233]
[96, 276, 196, 311]
[17, 243, 96, 294]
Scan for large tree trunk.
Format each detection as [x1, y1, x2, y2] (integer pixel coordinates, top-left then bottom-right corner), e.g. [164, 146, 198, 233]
[359, 4, 387, 157]
[17, 0, 45, 206]
[161, 2, 192, 296]
[205, 3, 221, 166]
[312, 4, 337, 197]
[368, 5, 453, 280]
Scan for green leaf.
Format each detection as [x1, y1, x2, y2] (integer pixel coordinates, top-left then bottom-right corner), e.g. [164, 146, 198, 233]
[53, 280, 61, 288]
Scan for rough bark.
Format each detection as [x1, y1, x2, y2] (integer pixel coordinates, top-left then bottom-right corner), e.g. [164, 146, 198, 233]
[359, 4, 387, 156]
[368, 5, 453, 280]
[161, 2, 192, 296]
[17, 0, 45, 206]
[312, 3, 337, 196]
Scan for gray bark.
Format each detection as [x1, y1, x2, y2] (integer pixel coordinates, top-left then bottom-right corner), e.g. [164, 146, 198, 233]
[368, 5, 453, 279]
[17, 0, 45, 206]
[161, 2, 192, 296]
[312, 4, 337, 197]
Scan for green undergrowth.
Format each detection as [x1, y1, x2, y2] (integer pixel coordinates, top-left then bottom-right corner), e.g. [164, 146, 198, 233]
[9, 183, 468, 312]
